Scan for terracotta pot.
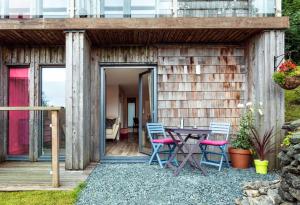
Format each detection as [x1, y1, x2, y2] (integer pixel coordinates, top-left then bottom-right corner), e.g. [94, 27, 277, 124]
[229, 147, 252, 169]
[279, 76, 300, 90]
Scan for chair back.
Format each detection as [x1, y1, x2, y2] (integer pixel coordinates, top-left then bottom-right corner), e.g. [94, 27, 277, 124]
[209, 122, 231, 141]
[146, 123, 167, 142]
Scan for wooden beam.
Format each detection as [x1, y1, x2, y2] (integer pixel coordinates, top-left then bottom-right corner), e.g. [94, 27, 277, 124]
[0, 17, 289, 30]
[51, 110, 60, 188]
[0, 106, 61, 111]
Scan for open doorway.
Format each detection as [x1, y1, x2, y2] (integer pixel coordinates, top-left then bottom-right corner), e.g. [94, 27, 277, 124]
[100, 66, 157, 159]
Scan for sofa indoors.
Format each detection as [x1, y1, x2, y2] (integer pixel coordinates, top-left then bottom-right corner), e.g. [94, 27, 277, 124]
[106, 118, 120, 140]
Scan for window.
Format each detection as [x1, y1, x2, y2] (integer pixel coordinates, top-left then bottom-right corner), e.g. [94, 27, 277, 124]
[40, 67, 65, 156]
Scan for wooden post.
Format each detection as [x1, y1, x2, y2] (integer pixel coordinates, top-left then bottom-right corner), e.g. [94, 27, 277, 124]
[172, 0, 178, 17]
[51, 110, 60, 187]
[69, 0, 75, 18]
[275, 0, 282, 17]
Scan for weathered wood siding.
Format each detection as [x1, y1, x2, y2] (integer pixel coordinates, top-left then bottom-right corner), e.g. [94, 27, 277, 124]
[0, 46, 65, 161]
[90, 46, 157, 162]
[158, 46, 245, 132]
[65, 31, 91, 170]
[246, 31, 285, 169]
[89, 45, 246, 160]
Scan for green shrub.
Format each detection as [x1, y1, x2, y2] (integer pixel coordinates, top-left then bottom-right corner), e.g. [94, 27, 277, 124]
[232, 108, 253, 150]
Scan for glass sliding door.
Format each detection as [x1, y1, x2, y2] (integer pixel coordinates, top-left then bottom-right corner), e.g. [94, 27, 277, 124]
[40, 67, 65, 157]
[138, 70, 155, 155]
[8, 68, 29, 156]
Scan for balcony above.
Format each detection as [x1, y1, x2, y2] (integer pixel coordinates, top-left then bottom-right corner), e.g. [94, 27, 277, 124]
[0, 0, 280, 19]
[0, 17, 289, 46]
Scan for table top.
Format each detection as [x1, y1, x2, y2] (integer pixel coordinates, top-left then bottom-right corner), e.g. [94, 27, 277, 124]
[165, 127, 212, 135]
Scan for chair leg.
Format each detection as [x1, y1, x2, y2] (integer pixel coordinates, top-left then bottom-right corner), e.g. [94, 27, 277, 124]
[199, 144, 208, 165]
[218, 154, 224, 171]
[169, 144, 179, 166]
[149, 144, 162, 166]
[221, 145, 230, 168]
[156, 153, 163, 168]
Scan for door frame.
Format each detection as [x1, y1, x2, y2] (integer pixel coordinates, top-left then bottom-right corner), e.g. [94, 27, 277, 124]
[38, 65, 66, 161]
[99, 63, 157, 162]
[6, 66, 30, 161]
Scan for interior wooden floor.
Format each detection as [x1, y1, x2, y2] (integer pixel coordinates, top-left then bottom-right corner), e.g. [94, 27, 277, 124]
[0, 162, 96, 191]
[106, 133, 151, 156]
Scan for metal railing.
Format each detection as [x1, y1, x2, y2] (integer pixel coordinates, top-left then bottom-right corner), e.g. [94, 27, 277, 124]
[0, 0, 278, 19]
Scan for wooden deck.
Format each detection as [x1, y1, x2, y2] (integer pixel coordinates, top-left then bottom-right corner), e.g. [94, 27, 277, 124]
[0, 162, 97, 191]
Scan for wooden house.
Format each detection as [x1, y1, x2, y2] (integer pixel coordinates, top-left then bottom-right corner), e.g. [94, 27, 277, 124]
[0, 0, 289, 170]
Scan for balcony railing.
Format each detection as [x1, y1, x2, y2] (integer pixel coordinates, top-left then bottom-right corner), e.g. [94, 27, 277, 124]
[0, 0, 278, 19]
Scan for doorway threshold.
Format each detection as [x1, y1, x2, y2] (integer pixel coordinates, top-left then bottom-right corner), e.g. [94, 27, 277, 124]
[100, 156, 149, 163]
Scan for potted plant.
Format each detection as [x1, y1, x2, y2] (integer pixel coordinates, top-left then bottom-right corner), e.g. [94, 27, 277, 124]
[250, 127, 276, 174]
[229, 103, 254, 169]
[273, 60, 300, 90]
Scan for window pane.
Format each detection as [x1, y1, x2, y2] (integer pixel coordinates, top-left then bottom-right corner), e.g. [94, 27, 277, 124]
[41, 68, 65, 107]
[41, 67, 65, 156]
[8, 68, 29, 156]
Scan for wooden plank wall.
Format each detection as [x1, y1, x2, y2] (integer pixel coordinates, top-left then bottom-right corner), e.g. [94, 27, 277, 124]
[246, 31, 285, 169]
[90, 46, 157, 162]
[90, 45, 246, 160]
[158, 45, 245, 132]
[0, 46, 65, 161]
[65, 31, 91, 170]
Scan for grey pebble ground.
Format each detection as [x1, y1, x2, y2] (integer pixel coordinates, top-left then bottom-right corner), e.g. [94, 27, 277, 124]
[76, 163, 278, 205]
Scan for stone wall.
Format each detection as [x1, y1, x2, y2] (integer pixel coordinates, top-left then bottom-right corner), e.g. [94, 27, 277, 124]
[278, 134, 300, 203]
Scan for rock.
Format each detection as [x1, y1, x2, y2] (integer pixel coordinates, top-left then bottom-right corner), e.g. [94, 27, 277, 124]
[293, 144, 300, 151]
[235, 198, 242, 205]
[295, 154, 300, 162]
[291, 160, 299, 167]
[267, 189, 282, 205]
[244, 189, 260, 197]
[243, 181, 262, 190]
[281, 180, 290, 192]
[282, 166, 300, 175]
[239, 197, 250, 205]
[279, 187, 296, 202]
[289, 187, 300, 201]
[285, 173, 300, 189]
[278, 152, 293, 166]
[248, 195, 274, 205]
[235, 197, 250, 205]
[280, 202, 296, 205]
[259, 187, 269, 195]
[290, 135, 300, 145]
[287, 145, 300, 157]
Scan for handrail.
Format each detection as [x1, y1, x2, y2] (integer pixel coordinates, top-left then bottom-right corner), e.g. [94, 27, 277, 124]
[0, 106, 61, 188]
[0, 106, 62, 111]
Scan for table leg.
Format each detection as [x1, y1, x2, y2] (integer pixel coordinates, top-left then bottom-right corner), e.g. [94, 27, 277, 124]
[188, 144, 207, 176]
[165, 131, 180, 170]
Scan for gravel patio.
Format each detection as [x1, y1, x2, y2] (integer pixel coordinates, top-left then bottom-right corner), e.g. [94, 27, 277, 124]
[76, 163, 278, 205]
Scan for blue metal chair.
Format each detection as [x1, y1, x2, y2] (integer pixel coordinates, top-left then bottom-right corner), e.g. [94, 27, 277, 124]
[146, 123, 178, 168]
[199, 122, 231, 171]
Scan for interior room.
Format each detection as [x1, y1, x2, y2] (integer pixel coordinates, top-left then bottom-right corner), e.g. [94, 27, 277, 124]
[105, 68, 152, 157]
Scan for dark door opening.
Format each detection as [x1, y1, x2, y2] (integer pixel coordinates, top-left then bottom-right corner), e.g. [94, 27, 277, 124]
[100, 65, 157, 161]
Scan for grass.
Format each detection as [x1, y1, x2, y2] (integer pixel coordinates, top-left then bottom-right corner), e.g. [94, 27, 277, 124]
[285, 87, 300, 122]
[0, 182, 86, 205]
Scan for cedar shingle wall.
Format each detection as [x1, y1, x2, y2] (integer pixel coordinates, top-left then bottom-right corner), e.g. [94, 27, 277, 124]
[157, 46, 246, 132]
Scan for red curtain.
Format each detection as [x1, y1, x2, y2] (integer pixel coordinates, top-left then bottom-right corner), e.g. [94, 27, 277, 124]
[8, 68, 29, 156]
